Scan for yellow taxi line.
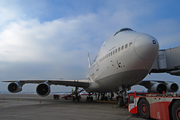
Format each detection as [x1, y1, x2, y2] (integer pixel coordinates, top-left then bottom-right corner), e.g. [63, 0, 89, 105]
[0, 99, 21, 106]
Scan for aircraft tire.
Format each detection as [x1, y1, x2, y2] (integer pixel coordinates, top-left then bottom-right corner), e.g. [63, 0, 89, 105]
[77, 97, 80, 102]
[90, 97, 93, 101]
[105, 96, 108, 101]
[118, 97, 123, 107]
[101, 97, 104, 100]
[73, 97, 75, 101]
[172, 100, 180, 120]
[138, 99, 150, 119]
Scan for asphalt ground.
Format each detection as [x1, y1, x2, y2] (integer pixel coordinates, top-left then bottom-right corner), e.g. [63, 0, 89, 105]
[0, 94, 150, 120]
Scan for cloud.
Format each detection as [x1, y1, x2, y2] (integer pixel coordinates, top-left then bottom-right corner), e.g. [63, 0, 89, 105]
[0, 13, 107, 83]
[0, 12, 113, 63]
[137, 18, 180, 49]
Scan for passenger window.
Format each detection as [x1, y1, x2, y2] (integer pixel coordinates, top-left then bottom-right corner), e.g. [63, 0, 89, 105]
[121, 46, 124, 50]
[115, 49, 117, 53]
[111, 52, 112, 55]
[118, 47, 120, 52]
[129, 42, 132, 47]
[113, 50, 114, 54]
[109, 53, 111, 57]
[125, 44, 128, 49]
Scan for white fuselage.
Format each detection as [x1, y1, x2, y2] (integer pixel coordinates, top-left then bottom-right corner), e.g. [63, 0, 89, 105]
[85, 29, 159, 92]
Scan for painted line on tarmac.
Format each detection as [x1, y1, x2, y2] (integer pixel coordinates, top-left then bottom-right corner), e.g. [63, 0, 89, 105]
[0, 99, 21, 106]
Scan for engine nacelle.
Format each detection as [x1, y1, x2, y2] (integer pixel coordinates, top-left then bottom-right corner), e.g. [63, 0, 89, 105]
[148, 83, 167, 93]
[8, 82, 22, 93]
[36, 82, 51, 97]
[166, 83, 179, 92]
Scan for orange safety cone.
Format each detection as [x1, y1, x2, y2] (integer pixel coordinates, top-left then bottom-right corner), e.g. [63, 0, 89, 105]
[39, 99, 41, 103]
[3, 97, 5, 101]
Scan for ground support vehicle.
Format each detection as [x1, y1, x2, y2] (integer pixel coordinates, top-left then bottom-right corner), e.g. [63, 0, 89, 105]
[128, 91, 180, 120]
[62, 89, 84, 101]
[53, 94, 60, 100]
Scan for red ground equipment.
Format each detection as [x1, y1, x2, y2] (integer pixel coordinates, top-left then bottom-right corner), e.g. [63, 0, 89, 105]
[128, 91, 180, 120]
[61, 89, 84, 101]
[53, 94, 60, 100]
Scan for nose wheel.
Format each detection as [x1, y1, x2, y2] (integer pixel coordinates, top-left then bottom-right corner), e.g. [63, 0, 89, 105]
[118, 97, 123, 107]
[117, 85, 129, 107]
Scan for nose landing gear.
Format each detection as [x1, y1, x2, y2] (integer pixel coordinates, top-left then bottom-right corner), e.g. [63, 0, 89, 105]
[117, 85, 129, 107]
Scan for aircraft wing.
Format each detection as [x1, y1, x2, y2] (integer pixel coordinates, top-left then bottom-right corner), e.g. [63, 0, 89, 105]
[2, 79, 90, 88]
[138, 80, 179, 93]
[3, 79, 90, 96]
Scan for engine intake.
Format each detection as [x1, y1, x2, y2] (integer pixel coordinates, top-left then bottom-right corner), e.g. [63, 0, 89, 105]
[36, 82, 50, 97]
[167, 83, 179, 92]
[8, 82, 22, 93]
[148, 83, 167, 94]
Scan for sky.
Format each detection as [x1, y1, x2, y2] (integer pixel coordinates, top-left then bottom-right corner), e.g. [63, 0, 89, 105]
[0, 0, 180, 93]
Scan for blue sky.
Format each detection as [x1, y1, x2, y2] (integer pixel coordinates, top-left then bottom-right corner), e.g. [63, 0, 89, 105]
[0, 0, 180, 93]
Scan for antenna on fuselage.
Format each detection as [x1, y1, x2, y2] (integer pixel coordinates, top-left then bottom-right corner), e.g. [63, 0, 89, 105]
[88, 53, 91, 68]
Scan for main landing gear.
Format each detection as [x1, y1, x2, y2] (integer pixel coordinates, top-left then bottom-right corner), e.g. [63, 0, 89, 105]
[100, 92, 108, 101]
[72, 87, 81, 102]
[86, 93, 93, 101]
[86, 92, 109, 101]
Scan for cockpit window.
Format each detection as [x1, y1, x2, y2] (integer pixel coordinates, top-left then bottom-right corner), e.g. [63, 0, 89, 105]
[119, 28, 133, 32]
[114, 28, 133, 36]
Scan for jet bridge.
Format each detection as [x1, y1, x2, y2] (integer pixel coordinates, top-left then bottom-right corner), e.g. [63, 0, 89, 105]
[151, 46, 180, 76]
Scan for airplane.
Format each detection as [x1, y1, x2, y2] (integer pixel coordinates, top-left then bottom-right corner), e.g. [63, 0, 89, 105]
[3, 28, 179, 107]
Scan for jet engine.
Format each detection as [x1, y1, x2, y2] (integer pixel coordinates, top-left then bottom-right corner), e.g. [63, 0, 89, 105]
[8, 82, 22, 93]
[148, 83, 167, 94]
[166, 83, 179, 92]
[36, 82, 51, 97]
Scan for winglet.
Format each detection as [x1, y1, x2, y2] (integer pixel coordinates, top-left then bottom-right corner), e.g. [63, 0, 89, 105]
[88, 53, 91, 68]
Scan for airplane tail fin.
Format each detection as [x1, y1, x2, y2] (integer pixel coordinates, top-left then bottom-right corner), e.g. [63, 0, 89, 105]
[88, 53, 91, 68]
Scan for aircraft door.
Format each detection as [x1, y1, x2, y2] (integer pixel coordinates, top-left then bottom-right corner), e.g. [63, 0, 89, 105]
[95, 62, 99, 71]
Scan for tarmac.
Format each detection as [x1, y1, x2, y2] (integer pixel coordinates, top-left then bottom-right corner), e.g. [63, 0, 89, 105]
[0, 93, 150, 120]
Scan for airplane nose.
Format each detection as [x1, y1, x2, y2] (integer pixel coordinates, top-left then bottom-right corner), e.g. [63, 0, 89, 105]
[134, 34, 159, 61]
